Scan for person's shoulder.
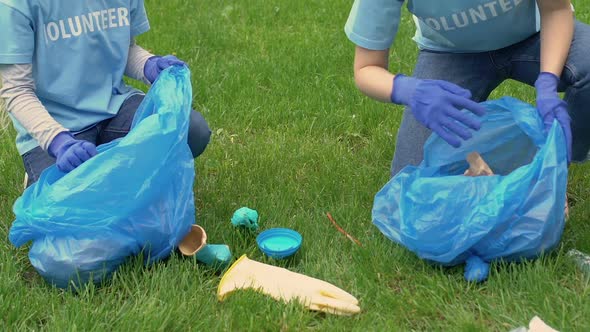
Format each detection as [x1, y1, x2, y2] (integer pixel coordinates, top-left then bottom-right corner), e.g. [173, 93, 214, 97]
[130, 0, 146, 7]
[0, 0, 34, 17]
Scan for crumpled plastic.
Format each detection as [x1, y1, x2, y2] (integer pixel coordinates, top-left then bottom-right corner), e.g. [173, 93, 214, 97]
[231, 207, 259, 230]
[9, 66, 196, 288]
[373, 97, 568, 282]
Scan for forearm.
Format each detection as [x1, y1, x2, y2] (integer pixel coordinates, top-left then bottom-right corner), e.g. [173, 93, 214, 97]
[537, 0, 574, 76]
[125, 38, 154, 85]
[353, 46, 394, 103]
[0, 64, 66, 150]
[355, 66, 395, 103]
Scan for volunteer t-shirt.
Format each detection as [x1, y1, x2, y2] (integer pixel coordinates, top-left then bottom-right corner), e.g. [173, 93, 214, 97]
[0, 0, 150, 154]
[345, 0, 540, 52]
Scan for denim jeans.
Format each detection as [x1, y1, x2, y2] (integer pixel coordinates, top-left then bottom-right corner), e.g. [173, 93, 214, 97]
[22, 94, 211, 186]
[391, 20, 590, 176]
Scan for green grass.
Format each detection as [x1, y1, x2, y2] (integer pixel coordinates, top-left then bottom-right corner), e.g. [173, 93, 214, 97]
[1, 0, 590, 330]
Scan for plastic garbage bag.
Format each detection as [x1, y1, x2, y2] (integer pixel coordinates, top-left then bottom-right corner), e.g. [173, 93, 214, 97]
[9, 66, 196, 288]
[373, 97, 568, 282]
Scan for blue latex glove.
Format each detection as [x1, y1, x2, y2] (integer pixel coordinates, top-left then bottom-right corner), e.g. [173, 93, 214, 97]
[144, 55, 186, 84]
[48, 132, 98, 173]
[391, 75, 486, 148]
[535, 72, 572, 163]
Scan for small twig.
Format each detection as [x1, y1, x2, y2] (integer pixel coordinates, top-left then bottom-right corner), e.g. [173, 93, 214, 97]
[326, 212, 362, 247]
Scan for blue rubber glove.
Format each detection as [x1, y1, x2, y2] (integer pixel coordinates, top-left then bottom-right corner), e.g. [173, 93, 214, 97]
[144, 55, 186, 84]
[535, 72, 572, 163]
[391, 75, 486, 148]
[48, 132, 98, 173]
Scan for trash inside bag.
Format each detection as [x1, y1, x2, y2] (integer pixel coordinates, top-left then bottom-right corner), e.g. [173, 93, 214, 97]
[9, 66, 196, 288]
[373, 97, 568, 282]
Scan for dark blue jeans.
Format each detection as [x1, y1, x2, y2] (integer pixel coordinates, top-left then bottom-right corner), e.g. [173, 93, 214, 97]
[22, 94, 211, 186]
[391, 20, 590, 176]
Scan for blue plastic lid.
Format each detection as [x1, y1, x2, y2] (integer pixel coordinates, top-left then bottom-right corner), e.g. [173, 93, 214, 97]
[256, 228, 302, 259]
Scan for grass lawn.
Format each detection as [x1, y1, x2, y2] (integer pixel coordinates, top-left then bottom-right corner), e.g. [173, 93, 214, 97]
[1, 0, 589, 330]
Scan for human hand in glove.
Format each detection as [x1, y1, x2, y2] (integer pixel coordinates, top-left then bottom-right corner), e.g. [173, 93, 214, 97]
[48, 131, 97, 173]
[217, 255, 361, 315]
[144, 55, 186, 84]
[535, 72, 572, 163]
[391, 75, 487, 148]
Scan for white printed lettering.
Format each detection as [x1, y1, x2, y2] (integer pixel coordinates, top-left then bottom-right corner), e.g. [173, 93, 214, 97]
[484, 1, 499, 17]
[469, 6, 488, 24]
[417, 0, 525, 35]
[118, 7, 129, 26]
[44, 8, 132, 42]
[68, 17, 83, 36]
[92, 11, 102, 31]
[82, 13, 94, 33]
[43, 24, 49, 44]
[425, 18, 441, 31]
[440, 17, 455, 31]
[452, 12, 469, 28]
[59, 20, 71, 39]
[499, 0, 513, 12]
[108, 8, 117, 28]
[46, 22, 59, 41]
[101, 10, 108, 29]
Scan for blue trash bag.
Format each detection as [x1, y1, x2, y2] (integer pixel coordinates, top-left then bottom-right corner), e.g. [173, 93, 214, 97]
[372, 97, 568, 282]
[9, 66, 196, 288]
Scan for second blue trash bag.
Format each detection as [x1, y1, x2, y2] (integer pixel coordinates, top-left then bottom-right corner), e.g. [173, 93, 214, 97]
[9, 66, 196, 288]
[372, 97, 568, 282]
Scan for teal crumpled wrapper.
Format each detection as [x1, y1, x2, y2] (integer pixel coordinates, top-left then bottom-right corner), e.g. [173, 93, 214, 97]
[231, 207, 259, 230]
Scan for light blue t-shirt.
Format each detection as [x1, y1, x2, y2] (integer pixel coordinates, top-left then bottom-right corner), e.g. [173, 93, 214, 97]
[345, 0, 540, 53]
[0, 0, 150, 154]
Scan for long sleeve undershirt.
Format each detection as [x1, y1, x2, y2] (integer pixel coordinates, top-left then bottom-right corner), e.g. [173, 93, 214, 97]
[125, 38, 154, 85]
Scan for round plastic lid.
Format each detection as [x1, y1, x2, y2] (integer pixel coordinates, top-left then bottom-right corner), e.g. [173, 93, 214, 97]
[256, 228, 302, 259]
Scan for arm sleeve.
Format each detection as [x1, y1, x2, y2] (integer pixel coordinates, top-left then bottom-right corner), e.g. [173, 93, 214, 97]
[344, 0, 405, 51]
[0, 3, 35, 64]
[130, 0, 151, 37]
[0, 64, 67, 150]
[125, 38, 155, 85]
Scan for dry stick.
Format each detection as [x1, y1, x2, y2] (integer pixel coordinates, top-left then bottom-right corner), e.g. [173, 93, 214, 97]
[326, 212, 362, 247]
